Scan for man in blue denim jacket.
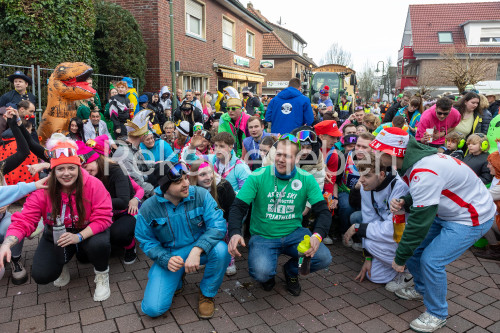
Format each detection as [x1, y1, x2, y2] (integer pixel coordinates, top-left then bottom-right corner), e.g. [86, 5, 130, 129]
[135, 162, 230, 319]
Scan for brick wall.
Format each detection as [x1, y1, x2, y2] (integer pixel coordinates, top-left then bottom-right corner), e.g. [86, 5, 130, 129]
[109, 0, 265, 93]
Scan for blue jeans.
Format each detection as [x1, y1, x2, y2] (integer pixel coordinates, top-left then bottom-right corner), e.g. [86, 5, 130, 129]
[141, 241, 230, 317]
[339, 192, 356, 234]
[406, 217, 493, 319]
[248, 227, 332, 281]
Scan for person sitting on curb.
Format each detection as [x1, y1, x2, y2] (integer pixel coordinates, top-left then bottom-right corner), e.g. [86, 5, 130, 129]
[182, 131, 250, 193]
[343, 153, 412, 292]
[228, 135, 332, 296]
[135, 162, 230, 319]
[370, 127, 495, 332]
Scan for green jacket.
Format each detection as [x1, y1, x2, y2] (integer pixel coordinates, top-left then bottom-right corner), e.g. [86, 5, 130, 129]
[395, 137, 439, 266]
[218, 112, 250, 158]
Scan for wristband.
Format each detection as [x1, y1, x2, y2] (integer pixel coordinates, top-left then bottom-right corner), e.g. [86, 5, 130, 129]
[365, 257, 372, 261]
[134, 196, 141, 202]
[77, 233, 83, 243]
[312, 233, 322, 243]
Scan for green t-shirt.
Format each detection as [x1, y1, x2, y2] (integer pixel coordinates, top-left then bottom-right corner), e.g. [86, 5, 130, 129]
[237, 165, 325, 239]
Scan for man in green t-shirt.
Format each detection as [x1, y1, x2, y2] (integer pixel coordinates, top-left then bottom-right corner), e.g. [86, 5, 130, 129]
[228, 136, 332, 296]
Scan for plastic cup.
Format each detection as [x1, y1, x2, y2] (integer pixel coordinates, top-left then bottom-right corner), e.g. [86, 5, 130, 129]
[426, 128, 434, 136]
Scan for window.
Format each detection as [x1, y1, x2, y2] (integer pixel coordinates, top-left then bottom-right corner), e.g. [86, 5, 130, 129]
[246, 31, 255, 57]
[222, 17, 234, 50]
[480, 28, 500, 43]
[186, 0, 204, 38]
[181, 75, 209, 91]
[438, 32, 453, 43]
[497, 63, 500, 80]
[293, 38, 303, 55]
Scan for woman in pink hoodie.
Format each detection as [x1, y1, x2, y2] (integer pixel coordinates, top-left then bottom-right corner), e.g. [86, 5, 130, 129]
[415, 98, 461, 146]
[0, 134, 113, 302]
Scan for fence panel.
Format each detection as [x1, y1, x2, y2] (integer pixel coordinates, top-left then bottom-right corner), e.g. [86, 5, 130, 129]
[0, 63, 136, 126]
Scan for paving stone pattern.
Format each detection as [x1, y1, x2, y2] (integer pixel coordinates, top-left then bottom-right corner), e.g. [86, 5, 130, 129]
[0, 235, 499, 332]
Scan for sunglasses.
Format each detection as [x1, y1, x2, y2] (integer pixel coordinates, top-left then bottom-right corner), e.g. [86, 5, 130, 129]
[296, 130, 317, 143]
[436, 111, 450, 116]
[278, 133, 302, 150]
[49, 147, 77, 159]
[226, 107, 240, 111]
[181, 108, 192, 112]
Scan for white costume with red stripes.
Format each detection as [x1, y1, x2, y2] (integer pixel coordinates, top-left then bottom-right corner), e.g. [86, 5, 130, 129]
[402, 153, 495, 226]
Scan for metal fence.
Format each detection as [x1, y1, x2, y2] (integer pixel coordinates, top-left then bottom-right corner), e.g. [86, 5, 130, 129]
[1, 63, 138, 124]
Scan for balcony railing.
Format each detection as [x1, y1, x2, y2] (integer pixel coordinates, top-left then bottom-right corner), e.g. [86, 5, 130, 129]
[398, 46, 416, 61]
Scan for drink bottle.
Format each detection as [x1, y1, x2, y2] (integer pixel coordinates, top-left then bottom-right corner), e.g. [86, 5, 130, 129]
[297, 235, 311, 275]
[53, 205, 67, 245]
[393, 213, 406, 243]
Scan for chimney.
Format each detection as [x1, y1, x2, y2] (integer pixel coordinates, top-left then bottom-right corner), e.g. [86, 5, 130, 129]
[247, 2, 253, 9]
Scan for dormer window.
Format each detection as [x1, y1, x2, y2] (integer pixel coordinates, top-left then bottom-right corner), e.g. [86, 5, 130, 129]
[438, 32, 453, 43]
[480, 28, 500, 43]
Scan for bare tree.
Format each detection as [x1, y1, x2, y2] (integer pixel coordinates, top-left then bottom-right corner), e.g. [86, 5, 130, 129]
[439, 46, 494, 93]
[319, 42, 353, 67]
[411, 67, 439, 95]
[358, 62, 377, 101]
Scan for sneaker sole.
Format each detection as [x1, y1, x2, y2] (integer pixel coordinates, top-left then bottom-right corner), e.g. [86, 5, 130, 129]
[11, 274, 29, 285]
[93, 289, 111, 302]
[410, 320, 446, 332]
[395, 291, 423, 302]
[123, 258, 137, 265]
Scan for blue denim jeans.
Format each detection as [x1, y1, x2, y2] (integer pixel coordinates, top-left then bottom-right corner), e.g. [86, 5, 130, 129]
[406, 217, 493, 319]
[248, 227, 332, 281]
[141, 241, 230, 317]
[338, 192, 356, 234]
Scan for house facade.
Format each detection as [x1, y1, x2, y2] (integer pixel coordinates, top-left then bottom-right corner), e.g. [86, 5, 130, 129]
[109, 0, 271, 93]
[396, 2, 500, 92]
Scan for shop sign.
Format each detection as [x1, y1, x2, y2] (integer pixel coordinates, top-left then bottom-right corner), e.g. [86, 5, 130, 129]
[260, 60, 274, 69]
[233, 55, 250, 68]
[267, 81, 288, 88]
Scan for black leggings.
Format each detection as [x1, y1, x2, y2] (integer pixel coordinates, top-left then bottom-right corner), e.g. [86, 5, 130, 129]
[31, 227, 110, 284]
[110, 214, 136, 248]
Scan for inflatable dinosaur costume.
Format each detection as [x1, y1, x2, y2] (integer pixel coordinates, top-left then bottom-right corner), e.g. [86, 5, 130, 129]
[38, 62, 96, 143]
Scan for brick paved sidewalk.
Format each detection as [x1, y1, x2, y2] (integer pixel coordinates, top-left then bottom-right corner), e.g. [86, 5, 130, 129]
[0, 236, 498, 333]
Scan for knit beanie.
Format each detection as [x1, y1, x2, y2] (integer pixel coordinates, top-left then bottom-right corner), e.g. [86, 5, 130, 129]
[46, 134, 81, 168]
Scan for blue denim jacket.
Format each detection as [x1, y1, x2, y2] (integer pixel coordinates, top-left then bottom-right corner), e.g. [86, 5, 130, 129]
[135, 186, 227, 269]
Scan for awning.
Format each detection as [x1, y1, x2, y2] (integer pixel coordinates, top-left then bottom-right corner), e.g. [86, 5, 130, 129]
[217, 64, 265, 83]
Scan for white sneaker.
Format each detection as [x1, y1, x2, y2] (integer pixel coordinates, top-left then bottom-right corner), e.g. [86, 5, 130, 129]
[410, 312, 447, 332]
[323, 236, 333, 245]
[226, 263, 237, 276]
[395, 286, 423, 301]
[53, 265, 70, 287]
[385, 272, 414, 292]
[93, 267, 111, 302]
[351, 242, 363, 252]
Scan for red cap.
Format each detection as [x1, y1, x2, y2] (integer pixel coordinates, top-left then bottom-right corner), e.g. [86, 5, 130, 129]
[314, 120, 342, 138]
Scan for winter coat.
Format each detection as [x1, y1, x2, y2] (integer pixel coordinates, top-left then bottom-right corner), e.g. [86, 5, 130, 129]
[218, 112, 251, 157]
[159, 86, 172, 111]
[83, 120, 115, 145]
[265, 87, 314, 134]
[109, 94, 131, 127]
[463, 152, 492, 185]
[488, 100, 500, 117]
[140, 139, 177, 163]
[383, 101, 403, 123]
[7, 168, 113, 241]
[126, 88, 140, 115]
[172, 107, 204, 134]
[135, 186, 227, 268]
[0, 90, 36, 108]
[102, 163, 134, 214]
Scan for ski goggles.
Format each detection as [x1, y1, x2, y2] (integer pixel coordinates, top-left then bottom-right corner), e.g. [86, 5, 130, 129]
[49, 147, 78, 159]
[277, 133, 302, 150]
[296, 130, 317, 144]
[157, 162, 189, 186]
[193, 123, 204, 132]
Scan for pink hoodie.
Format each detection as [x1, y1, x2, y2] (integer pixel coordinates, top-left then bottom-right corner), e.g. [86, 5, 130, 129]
[6, 168, 113, 241]
[415, 104, 461, 145]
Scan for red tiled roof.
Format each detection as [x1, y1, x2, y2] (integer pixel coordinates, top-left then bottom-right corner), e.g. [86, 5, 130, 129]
[409, 1, 500, 54]
[263, 33, 296, 55]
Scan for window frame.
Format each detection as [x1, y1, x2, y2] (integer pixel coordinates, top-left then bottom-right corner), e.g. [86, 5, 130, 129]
[246, 30, 255, 58]
[437, 32, 453, 44]
[185, 0, 206, 40]
[222, 16, 235, 51]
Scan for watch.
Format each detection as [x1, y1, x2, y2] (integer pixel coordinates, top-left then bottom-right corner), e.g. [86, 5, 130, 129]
[354, 223, 360, 232]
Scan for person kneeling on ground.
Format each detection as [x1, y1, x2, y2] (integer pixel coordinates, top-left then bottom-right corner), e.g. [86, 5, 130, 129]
[343, 154, 412, 291]
[135, 162, 230, 319]
[228, 135, 332, 296]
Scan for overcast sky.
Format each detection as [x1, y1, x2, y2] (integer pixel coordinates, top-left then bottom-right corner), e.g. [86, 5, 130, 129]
[247, 0, 498, 71]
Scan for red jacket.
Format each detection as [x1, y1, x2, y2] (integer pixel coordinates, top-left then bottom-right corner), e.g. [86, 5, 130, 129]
[7, 168, 113, 241]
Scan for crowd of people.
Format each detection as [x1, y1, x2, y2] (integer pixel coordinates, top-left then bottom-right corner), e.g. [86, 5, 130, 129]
[0, 71, 499, 332]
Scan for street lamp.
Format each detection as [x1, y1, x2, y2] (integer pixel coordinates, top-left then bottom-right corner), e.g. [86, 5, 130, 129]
[375, 61, 385, 74]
